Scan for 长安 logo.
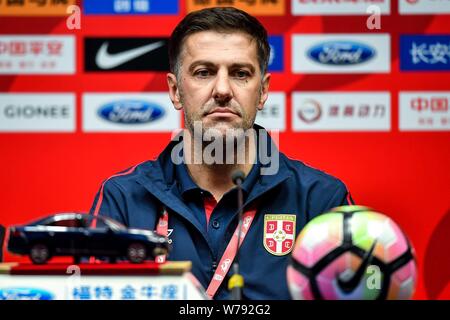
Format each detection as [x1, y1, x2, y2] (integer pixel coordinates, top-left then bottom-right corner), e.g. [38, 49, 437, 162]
[308, 41, 376, 66]
[400, 35, 450, 71]
[98, 100, 165, 124]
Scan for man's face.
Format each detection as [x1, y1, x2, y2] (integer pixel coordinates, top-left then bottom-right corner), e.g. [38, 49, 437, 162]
[167, 31, 270, 135]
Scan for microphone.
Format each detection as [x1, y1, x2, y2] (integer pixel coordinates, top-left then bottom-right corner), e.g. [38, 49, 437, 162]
[229, 169, 246, 300]
[231, 170, 245, 185]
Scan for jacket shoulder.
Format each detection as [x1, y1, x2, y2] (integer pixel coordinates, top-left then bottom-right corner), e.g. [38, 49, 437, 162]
[279, 154, 350, 217]
[280, 154, 346, 190]
[91, 160, 161, 229]
[103, 160, 155, 189]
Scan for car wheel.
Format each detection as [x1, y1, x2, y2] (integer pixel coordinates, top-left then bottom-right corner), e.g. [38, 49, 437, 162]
[29, 243, 51, 264]
[127, 242, 147, 263]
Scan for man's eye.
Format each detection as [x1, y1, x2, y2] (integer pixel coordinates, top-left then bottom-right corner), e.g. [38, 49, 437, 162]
[234, 70, 250, 79]
[195, 70, 210, 78]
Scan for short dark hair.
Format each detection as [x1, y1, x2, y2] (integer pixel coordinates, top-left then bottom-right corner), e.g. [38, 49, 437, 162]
[169, 7, 270, 76]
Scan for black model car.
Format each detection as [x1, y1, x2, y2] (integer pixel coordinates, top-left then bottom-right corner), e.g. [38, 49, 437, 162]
[7, 213, 170, 264]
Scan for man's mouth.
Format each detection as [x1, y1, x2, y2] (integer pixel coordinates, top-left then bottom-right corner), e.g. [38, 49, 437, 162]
[206, 107, 240, 117]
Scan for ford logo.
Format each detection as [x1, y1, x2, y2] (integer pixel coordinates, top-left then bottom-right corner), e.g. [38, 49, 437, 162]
[98, 100, 165, 124]
[308, 41, 376, 65]
[0, 287, 54, 300]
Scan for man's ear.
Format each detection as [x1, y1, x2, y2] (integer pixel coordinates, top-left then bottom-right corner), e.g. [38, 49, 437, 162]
[167, 73, 182, 110]
[257, 72, 271, 111]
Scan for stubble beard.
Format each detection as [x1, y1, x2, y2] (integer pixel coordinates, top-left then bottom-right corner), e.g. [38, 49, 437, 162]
[179, 90, 259, 166]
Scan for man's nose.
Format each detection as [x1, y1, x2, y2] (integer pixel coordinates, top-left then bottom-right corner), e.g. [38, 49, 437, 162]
[212, 70, 233, 104]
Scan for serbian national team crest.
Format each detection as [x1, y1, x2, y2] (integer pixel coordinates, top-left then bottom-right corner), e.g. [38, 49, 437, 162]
[263, 214, 296, 256]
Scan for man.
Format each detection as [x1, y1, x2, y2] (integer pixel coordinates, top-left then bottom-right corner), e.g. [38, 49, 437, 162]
[90, 7, 354, 300]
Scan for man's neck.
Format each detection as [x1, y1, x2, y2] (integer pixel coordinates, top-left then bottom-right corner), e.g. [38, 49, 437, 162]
[183, 129, 257, 202]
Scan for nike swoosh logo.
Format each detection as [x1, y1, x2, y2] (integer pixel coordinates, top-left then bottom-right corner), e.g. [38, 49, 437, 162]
[337, 239, 377, 294]
[95, 41, 165, 70]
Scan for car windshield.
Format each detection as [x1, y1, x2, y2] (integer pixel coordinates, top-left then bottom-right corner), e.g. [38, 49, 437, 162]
[28, 214, 79, 226]
[26, 214, 126, 231]
[83, 215, 126, 231]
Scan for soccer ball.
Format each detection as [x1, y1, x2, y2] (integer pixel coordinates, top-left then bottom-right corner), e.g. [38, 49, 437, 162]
[287, 205, 417, 300]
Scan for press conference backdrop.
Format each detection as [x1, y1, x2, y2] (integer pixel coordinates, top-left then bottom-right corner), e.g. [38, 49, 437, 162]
[0, 0, 449, 300]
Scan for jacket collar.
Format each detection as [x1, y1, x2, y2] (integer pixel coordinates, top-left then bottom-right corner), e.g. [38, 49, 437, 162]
[135, 125, 292, 236]
[175, 154, 262, 199]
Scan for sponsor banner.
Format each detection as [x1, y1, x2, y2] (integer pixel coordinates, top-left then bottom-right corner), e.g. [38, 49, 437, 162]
[268, 36, 284, 72]
[0, 274, 204, 300]
[400, 35, 450, 71]
[83, 0, 179, 15]
[0, 94, 76, 132]
[0, 36, 75, 75]
[0, 0, 76, 16]
[399, 0, 450, 15]
[399, 92, 450, 131]
[292, 34, 390, 74]
[292, 92, 390, 131]
[186, 0, 285, 16]
[255, 92, 286, 131]
[84, 37, 169, 72]
[292, 0, 390, 15]
[83, 93, 180, 132]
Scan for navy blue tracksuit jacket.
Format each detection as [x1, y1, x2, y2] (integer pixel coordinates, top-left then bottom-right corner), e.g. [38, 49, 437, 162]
[90, 126, 353, 300]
